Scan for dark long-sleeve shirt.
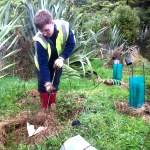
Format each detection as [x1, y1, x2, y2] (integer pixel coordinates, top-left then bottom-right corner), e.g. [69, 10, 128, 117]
[36, 24, 75, 83]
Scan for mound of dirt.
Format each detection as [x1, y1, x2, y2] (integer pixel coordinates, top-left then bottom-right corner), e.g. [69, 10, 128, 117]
[0, 109, 61, 149]
[0, 90, 59, 149]
[0, 89, 83, 149]
[115, 101, 150, 122]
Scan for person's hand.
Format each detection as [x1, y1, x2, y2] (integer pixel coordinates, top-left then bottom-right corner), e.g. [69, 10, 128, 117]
[53, 57, 64, 69]
[44, 82, 56, 93]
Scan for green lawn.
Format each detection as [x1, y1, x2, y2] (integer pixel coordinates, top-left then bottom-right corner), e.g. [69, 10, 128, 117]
[0, 61, 150, 149]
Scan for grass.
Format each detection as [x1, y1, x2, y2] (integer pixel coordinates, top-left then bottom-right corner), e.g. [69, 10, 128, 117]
[0, 59, 150, 149]
[0, 77, 37, 117]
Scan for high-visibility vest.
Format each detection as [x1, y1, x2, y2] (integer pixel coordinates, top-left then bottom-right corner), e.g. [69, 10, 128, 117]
[33, 20, 69, 70]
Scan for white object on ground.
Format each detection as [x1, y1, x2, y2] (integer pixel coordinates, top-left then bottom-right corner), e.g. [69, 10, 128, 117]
[27, 122, 46, 137]
[114, 59, 120, 64]
[60, 135, 97, 150]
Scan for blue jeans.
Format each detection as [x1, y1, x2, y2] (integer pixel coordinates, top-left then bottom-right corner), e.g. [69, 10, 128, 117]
[36, 67, 62, 93]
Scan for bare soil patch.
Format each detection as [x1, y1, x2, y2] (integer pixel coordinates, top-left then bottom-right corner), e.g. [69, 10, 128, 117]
[0, 108, 61, 149]
[0, 89, 83, 149]
[115, 101, 150, 122]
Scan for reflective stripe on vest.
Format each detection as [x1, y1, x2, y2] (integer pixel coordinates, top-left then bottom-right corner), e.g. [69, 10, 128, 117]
[33, 20, 69, 70]
[55, 20, 69, 55]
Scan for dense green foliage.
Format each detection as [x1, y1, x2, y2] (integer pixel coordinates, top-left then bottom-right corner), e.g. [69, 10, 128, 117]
[77, 0, 150, 59]
[1, 0, 150, 78]
[111, 5, 140, 44]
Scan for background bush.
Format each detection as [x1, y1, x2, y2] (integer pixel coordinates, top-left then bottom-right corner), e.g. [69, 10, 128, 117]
[111, 5, 140, 44]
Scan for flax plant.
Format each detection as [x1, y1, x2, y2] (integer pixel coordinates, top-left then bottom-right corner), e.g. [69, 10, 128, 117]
[0, 1, 23, 78]
[19, 0, 106, 77]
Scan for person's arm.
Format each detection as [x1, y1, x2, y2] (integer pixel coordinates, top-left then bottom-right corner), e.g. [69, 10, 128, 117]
[59, 27, 76, 59]
[36, 41, 51, 83]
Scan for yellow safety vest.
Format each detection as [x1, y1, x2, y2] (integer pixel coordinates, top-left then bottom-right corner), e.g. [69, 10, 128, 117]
[33, 20, 69, 70]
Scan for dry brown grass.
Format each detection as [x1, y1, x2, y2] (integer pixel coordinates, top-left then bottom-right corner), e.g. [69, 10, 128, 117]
[115, 101, 150, 122]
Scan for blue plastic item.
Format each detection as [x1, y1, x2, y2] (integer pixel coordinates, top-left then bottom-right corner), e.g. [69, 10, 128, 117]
[113, 64, 123, 80]
[129, 76, 145, 108]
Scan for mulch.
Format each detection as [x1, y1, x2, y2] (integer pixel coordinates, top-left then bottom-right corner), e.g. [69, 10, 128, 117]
[115, 101, 150, 122]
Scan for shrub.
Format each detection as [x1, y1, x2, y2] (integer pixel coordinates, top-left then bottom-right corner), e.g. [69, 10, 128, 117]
[111, 5, 140, 44]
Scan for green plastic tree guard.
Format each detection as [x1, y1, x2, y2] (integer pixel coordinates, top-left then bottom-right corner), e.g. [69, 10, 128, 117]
[113, 64, 123, 80]
[129, 76, 145, 108]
